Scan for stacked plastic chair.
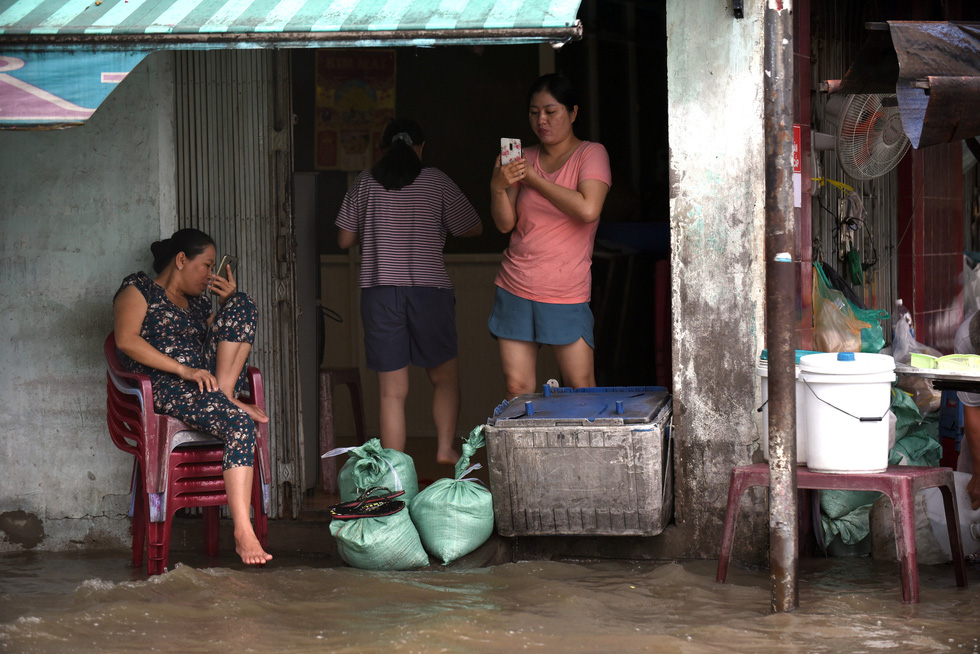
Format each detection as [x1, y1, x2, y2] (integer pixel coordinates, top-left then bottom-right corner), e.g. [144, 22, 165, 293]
[104, 332, 270, 575]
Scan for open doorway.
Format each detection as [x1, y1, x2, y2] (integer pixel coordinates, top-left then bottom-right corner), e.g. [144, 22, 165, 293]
[289, 1, 670, 504]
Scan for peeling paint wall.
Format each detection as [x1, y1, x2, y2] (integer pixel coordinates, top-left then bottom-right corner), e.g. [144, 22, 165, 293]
[666, 0, 770, 559]
[0, 53, 175, 551]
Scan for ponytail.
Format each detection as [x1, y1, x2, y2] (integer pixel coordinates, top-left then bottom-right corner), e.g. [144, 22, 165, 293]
[371, 118, 425, 191]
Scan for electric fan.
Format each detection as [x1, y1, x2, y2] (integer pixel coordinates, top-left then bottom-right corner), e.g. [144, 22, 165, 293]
[833, 94, 911, 180]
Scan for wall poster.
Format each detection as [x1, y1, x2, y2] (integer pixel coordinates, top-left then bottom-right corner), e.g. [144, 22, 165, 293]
[315, 50, 396, 171]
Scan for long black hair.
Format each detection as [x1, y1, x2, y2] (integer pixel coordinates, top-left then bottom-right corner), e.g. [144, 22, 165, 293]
[150, 228, 214, 274]
[371, 118, 425, 191]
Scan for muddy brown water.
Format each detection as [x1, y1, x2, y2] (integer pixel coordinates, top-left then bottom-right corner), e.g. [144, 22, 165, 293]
[1, 550, 979, 653]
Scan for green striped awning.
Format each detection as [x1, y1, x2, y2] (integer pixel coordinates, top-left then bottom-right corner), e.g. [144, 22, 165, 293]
[0, 0, 581, 128]
[0, 0, 583, 49]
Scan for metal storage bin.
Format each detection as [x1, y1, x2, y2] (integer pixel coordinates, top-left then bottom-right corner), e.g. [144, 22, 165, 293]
[484, 386, 673, 537]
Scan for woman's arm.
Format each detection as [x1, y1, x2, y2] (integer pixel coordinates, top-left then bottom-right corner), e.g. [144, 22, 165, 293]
[113, 285, 217, 392]
[521, 166, 610, 224]
[458, 222, 483, 238]
[338, 228, 359, 249]
[490, 155, 523, 233]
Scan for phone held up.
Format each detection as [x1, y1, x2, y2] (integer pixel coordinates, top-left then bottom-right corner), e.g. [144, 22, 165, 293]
[500, 138, 522, 165]
[211, 254, 239, 291]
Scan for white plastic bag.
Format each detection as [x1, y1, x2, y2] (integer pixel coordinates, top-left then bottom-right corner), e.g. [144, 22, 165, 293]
[922, 471, 980, 560]
[964, 255, 980, 317]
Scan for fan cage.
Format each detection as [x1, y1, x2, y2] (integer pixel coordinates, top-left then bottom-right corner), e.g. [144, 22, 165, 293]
[835, 93, 911, 181]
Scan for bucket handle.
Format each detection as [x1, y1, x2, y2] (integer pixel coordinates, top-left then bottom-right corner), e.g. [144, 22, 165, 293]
[802, 377, 891, 422]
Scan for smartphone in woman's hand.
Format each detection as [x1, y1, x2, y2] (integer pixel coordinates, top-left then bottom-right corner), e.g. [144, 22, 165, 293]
[212, 255, 238, 289]
[500, 138, 522, 165]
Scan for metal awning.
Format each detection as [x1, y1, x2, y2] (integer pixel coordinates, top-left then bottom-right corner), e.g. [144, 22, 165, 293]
[832, 21, 980, 149]
[0, 0, 582, 48]
[0, 0, 582, 128]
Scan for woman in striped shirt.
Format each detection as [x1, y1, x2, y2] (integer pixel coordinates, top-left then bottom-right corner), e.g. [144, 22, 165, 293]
[336, 118, 482, 465]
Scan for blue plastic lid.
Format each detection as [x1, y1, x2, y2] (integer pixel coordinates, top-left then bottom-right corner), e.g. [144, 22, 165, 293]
[488, 387, 669, 424]
[837, 352, 855, 361]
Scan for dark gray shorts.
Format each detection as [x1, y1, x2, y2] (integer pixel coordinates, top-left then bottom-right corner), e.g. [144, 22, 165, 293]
[360, 286, 458, 372]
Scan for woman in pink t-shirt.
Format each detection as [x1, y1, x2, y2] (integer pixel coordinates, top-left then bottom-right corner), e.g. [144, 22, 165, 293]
[489, 74, 612, 399]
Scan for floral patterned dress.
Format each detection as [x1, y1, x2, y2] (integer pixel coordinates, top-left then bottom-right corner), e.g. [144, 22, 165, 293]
[115, 271, 258, 469]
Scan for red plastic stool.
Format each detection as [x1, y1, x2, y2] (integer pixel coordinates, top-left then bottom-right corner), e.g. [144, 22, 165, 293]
[132, 443, 268, 575]
[716, 463, 969, 603]
[318, 367, 367, 493]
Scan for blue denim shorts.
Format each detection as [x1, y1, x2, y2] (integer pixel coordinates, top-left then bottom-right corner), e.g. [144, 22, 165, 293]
[360, 286, 458, 372]
[487, 286, 595, 348]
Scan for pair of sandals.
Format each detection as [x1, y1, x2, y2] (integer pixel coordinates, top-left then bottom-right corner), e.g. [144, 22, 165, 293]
[327, 486, 406, 520]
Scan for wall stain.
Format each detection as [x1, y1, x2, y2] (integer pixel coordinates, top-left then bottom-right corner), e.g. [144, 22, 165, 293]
[0, 510, 46, 549]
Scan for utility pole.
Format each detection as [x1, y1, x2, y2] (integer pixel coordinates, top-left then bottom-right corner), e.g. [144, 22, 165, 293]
[763, 0, 799, 613]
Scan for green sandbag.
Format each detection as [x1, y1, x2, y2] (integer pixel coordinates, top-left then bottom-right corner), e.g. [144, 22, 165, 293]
[337, 438, 419, 504]
[329, 508, 429, 571]
[409, 426, 495, 565]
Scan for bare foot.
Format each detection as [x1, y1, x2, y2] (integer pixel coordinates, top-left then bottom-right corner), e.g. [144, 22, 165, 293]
[234, 529, 273, 566]
[242, 402, 269, 424]
[436, 447, 460, 466]
[230, 396, 269, 424]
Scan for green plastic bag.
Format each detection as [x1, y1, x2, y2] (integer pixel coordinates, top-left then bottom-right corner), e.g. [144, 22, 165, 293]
[329, 507, 429, 571]
[854, 307, 889, 354]
[330, 438, 420, 504]
[409, 426, 495, 565]
[813, 263, 888, 353]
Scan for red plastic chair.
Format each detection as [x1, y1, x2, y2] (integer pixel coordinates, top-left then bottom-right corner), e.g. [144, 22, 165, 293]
[104, 332, 270, 575]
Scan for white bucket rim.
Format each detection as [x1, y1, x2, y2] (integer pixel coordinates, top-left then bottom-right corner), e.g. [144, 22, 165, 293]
[799, 371, 897, 385]
[799, 352, 895, 375]
[755, 364, 800, 378]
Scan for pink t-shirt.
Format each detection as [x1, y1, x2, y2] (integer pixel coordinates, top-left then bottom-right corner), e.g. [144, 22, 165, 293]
[495, 141, 612, 303]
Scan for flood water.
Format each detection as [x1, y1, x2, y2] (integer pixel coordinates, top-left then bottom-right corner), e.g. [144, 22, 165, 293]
[2, 550, 979, 653]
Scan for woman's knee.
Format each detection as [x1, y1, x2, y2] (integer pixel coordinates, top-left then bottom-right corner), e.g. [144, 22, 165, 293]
[504, 374, 535, 399]
[214, 293, 258, 342]
[223, 292, 256, 314]
[426, 358, 459, 386]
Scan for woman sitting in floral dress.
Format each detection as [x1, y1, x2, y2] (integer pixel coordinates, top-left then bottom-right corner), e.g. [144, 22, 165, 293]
[113, 228, 271, 566]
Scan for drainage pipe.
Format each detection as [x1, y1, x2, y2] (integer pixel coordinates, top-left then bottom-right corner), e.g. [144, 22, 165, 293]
[763, 0, 799, 613]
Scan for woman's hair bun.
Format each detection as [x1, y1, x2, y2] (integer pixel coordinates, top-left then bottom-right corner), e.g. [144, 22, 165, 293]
[149, 229, 214, 274]
[150, 239, 172, 260]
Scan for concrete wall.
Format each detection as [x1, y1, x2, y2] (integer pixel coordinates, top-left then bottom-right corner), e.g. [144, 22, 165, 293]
[0, 53, 174, 551]
[666, 0, 769, 559]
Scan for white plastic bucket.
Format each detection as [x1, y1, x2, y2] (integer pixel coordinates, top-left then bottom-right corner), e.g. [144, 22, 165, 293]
[756, 362, 807, 463]
[800, 352, 896, 474]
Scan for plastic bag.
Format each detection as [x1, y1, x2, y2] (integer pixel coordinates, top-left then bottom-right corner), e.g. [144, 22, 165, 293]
[409, 426, 495, 565]
[891, 301, 942, 413]
[854, 307, 889, 353]
[965, 254, 980, 317]
[812, 263, 872, 353]
[327, 438, 420, 504]
[329, 506, 430, 570]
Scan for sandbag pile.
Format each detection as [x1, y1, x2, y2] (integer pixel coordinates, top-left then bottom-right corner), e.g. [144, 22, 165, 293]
[323, 429, 495, 570]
